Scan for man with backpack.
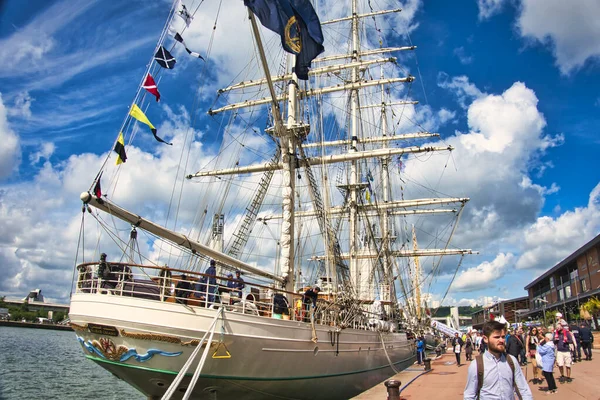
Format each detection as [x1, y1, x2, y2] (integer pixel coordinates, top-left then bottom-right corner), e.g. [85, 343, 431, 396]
[463, 321, 532, 399]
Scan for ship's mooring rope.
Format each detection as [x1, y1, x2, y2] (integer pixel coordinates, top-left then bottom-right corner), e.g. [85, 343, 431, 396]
[379, 331, 400, 374]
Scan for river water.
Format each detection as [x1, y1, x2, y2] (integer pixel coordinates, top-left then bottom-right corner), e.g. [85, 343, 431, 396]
[0, 326, 144, 399]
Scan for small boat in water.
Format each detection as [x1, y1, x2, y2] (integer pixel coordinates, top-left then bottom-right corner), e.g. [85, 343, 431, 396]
[69, 1, 473, 398]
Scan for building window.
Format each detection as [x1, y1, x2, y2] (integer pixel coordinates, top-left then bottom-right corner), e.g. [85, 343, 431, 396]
[550, 276, 554, 288]
[581, 279, 587, 292]
[557, 289, 563, 301]
[564, 285, 571, 298]
[570, 269, 579, 280]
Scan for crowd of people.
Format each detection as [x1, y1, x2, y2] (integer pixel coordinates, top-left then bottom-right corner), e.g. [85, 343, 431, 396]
[459, 313, 595, 398]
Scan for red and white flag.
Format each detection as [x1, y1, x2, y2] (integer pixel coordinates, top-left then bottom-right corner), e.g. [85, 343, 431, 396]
[142, 73, 161, 102]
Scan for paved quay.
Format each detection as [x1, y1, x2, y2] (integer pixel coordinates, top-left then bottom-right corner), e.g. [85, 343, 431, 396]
[354, 350, 599, 399]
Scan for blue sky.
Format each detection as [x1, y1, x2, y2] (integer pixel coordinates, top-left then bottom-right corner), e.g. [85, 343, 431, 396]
[0, 0, 599, 309]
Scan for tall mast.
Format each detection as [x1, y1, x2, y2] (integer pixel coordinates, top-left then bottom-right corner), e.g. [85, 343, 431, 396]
[412, 225, 422, 320]
[349, 0, 360, 290]
[380, 68, 392, 302]
[280, 63, 299, 294]
[248, 9, 296, 293]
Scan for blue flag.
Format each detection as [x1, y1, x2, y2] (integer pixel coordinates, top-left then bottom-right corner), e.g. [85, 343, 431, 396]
[245, 0, 324, 80]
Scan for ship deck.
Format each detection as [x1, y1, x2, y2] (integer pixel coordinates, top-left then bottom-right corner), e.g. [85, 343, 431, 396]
[354, 348, 600, 399]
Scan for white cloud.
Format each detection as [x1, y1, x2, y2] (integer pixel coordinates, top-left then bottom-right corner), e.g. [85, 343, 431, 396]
[453, 46, 473, 65]
[516, 182, 600, 269]
[437, 73, 484, 109]
[453, 253, 515, 292]
[438, 108, 456, 125]
[7, 91, 34, 119]
[0, 94, 21, 180]
[516, 0, 600, 75]
[29, 142, 56, 165]
[477, 0, 508, 20]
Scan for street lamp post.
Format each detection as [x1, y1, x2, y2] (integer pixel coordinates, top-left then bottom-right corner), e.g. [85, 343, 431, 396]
[538, 298, 549, 327]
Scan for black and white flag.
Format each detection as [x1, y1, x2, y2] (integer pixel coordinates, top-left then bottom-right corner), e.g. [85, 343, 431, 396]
[174, 32, 204, 61]
[177, 0, 193, 27]
[154, 46, 176, 69]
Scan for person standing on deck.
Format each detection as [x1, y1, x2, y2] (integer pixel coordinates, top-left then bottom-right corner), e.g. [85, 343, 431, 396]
[97, 253, 116, 288]
[205, 260, 217, 303]
[303, 286, 320, 322]
[233, 270, 245, 299]
[464, 321, 533, 400]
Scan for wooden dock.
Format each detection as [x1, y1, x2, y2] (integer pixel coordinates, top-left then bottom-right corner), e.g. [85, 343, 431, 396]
[354, 349, 599, 399]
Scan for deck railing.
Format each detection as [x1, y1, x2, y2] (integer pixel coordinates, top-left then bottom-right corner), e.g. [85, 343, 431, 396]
[74, 262, 399, 332]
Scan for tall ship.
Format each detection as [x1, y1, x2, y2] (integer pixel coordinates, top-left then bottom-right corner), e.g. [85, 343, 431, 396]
[69, 0, 473, 398]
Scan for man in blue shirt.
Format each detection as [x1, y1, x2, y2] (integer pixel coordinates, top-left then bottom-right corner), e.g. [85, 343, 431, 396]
[205, 260, 217, 303]
[416, 336, 425, 365]
[579, 322, 594, 361]
[233, 270, 245, 299]
[464, 321, 533, 400]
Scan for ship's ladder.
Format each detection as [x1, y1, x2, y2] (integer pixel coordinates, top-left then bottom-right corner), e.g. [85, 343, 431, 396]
[161, 307, 224, 400]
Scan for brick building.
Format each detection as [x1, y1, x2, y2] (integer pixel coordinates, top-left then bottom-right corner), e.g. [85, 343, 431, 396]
[523, 233, 600, 326]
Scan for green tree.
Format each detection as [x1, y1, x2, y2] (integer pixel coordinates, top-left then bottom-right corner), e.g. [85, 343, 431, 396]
[53, 311, 66, 322]
[581, 297, 600, 319]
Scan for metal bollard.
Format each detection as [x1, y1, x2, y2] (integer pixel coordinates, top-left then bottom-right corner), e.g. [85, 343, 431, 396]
[424, 358, 432, 371]
[384, 379, 401, 400]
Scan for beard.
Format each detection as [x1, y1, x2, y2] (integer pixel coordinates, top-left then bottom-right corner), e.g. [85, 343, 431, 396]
[488, 341, 506, 354]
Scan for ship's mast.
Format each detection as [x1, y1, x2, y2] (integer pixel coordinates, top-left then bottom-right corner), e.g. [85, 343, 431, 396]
[349, 0, 360, 291]
[380, 68, 392, 302]
[412, 225, 422, 320]
[247, 9, 296, 294]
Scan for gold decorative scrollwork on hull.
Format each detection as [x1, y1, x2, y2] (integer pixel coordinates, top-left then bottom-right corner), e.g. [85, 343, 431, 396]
[70, 322, 88, 331]
[120, 329, 200, 346]
[93, 337, 129, 361]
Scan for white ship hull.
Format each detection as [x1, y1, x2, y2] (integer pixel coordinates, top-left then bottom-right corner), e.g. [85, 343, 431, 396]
[70, 293, 415, 399]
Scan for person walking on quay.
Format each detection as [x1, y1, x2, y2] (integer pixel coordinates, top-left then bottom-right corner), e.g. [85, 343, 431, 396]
[517, 327, 527, 365]
[465, 334, 474, 362]
[506, 329, 523, 363]
[474, 331, 482, 352]
[569, 322, 581, 362]
[537, 332, 558, 393]
[579, 321, 594, 360]
[452, 332, 464, 366]
[416, 336, 425, 365]
[553, 322, 574, 383]
[479, 332, 488, 354]
[463, 321, 533, 400]
[525, 326, 541, 383]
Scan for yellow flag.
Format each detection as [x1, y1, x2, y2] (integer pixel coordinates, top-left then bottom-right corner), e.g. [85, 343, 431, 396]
[129, 104, 155, 130]
[129, 104, 171, 145]
[114, 132, 127, 165]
